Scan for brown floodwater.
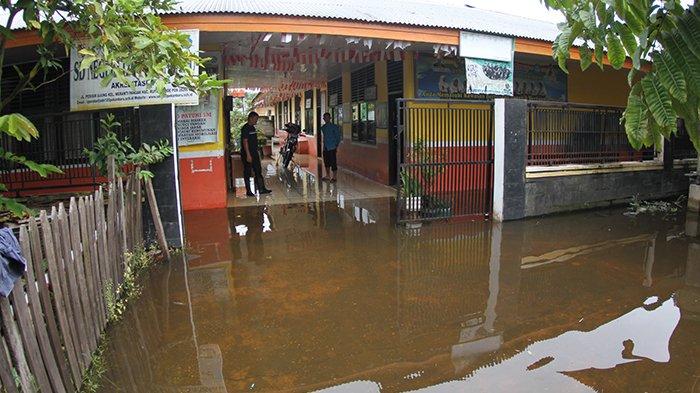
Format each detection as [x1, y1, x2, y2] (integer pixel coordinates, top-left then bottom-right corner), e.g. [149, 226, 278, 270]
[98, 198, 700, 393]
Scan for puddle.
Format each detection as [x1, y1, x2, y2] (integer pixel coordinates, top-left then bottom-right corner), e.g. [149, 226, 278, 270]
[98, 199, 700, 392]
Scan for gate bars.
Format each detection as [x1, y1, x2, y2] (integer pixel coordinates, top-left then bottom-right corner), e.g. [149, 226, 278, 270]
[396, 99, 494, 223]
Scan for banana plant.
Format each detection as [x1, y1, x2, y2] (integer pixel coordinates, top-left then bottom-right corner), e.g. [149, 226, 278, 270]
[544, 0, 700, 182]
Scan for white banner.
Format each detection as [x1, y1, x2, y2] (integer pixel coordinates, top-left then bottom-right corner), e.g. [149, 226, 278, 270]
[459, 31, 513, 62]
[70, 30, 200, 111]
[176, 92, 219, 146]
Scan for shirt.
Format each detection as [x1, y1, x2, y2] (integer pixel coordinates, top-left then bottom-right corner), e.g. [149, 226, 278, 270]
[240, 123, 259, 156]
[321, 123, 341, 151]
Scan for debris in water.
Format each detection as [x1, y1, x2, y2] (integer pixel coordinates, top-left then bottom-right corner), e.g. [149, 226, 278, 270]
[578, 318, 584, 323]
[625, 195, 686, 217]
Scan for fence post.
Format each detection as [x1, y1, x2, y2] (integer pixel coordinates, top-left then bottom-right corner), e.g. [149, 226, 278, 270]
[493, 98, 527, 222]
[145, 178, 171, 260]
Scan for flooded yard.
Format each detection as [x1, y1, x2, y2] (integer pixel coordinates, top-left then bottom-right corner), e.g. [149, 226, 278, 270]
[98, 197, 699, 392]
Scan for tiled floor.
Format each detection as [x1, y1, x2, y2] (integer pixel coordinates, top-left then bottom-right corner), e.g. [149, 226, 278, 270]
[228, 155, 396, 207]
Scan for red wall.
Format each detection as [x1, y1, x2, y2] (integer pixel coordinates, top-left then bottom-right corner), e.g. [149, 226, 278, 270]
[179, 156, 228, 210]
[337, 141, 391, 185]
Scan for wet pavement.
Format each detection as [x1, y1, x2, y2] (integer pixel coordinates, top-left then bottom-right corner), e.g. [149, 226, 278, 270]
[98, 197, 700, 392]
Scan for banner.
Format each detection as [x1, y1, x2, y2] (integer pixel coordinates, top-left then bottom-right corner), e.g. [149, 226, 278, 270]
[176, 92, 219, 146]
[70, 30, 200, 111]
[416, 56, 471, 99]
[514, 62, 567, 101]
[464, 57, 514, 96]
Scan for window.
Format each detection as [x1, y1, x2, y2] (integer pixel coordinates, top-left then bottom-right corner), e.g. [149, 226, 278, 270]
[283, 100, 289, 125]
[294, 96, 301, 125]
[303, 90, 314, 135]
[328, 77, 343, 125]
[350, 64, 376, 144]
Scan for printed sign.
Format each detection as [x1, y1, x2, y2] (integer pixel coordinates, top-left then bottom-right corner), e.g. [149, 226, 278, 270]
[464, 57, 514, 96]
[514, 62, 567, 101]
[176, 92, 219, 146]
[416, 56, 471, 99]
[70, 30, 200, 111]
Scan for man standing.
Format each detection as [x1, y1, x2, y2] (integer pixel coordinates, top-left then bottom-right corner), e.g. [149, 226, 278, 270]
[320, 112, 341, 182]
[241, 111, 272, 196]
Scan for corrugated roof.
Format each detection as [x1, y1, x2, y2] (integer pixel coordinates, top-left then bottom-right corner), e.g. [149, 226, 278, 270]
[167, 0, 560, 42]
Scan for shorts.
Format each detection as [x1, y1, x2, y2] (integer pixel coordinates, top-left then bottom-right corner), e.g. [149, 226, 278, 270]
[323, 149, 338, 171]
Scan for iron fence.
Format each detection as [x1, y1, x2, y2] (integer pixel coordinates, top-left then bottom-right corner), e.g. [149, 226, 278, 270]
[397, 99, 494, 223]
[0, 108, 140, 195]
[527, 101, 655, 166]
[668, 120, 697, 161]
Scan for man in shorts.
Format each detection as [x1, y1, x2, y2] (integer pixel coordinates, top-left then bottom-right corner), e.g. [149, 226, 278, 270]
[320, 112, 341, 182]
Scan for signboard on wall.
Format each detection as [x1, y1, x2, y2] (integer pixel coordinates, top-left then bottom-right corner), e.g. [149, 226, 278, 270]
[416, 56, 471, 99]
[176, 92, 219, 146]
[464, 57, 513, 96]
[70, 30, 200, 111]
[514, 62, 567, 101]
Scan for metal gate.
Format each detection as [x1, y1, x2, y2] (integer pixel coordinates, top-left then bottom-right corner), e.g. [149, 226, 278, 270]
[396, 99, 494, 222]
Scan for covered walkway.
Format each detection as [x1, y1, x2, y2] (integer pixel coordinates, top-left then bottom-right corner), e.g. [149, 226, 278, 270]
[228, 156, 396, 207]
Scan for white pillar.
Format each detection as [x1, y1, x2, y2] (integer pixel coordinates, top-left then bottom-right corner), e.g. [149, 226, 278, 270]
[493, 98, 505, 222]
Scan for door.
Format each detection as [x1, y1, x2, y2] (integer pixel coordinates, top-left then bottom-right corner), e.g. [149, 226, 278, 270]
[388, 93, 402, 186]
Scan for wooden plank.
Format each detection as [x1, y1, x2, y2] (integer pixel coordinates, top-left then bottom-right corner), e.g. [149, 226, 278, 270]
[145, 178, 171, 260]
[0, 334, 19, 393]
[106, 185, 119, 286]
[20, 225, 67, 393]
[134, 172, 143, 248]
[13, 227, 53, 392]
[94, 189, 111, 306]
[57, 203, 91, 369]
[86, 196, 106, 330]
[68, 198, 98, 352]
[117, 178, 128, 266]
[78, 198, 101, 343]
[45, 209, 83, 385]
[0, 296, 33, 391]
[125, 176, 133, 251]
[31, 214, 74, 391]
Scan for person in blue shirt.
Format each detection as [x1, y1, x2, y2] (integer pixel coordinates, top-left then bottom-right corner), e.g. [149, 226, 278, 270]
[320, 112, 342, 182]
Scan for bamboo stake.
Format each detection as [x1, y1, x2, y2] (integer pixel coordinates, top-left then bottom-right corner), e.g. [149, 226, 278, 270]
[144, 178, 170, 260]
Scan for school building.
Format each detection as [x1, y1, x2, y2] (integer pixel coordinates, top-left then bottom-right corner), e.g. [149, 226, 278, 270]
[1, 0, 696, 240]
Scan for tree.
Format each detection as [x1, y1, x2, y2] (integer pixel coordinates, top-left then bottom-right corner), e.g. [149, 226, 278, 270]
[0, 0, 224, 214]
[543, 0, 700, 183]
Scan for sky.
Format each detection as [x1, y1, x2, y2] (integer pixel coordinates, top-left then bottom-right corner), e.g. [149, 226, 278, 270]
[412, 0, 694, 23]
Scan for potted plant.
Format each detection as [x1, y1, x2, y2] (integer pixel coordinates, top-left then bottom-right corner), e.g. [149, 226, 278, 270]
[400, 170, 423, 212]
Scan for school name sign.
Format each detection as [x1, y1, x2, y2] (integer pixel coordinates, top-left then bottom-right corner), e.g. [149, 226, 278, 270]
[69, 30, 200, 111]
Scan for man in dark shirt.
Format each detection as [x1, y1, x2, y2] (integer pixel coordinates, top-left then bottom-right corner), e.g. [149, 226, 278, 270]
[241, 111, 271, 196]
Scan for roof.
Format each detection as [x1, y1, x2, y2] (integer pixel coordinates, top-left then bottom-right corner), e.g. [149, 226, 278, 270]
[167, 0, 561, 42]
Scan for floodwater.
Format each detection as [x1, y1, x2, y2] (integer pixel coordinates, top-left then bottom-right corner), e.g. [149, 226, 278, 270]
[98, 197, 700, 392]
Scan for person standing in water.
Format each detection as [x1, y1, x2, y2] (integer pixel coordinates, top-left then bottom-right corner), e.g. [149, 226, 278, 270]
[320, 112, 341, 182]
[241, 111, 272, 196]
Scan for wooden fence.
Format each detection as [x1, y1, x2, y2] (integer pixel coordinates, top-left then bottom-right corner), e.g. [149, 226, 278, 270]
[0, 171, 143, 392]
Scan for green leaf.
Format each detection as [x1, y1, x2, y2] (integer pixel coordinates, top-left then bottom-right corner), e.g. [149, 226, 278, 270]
[579, 43, 593, 71]
[594, 42, 605, 69]
[606, 33, 626, 69]
[677, 12, 700, 59]
[580, 7, 596, 29]
[662, 31, 700, 94]
[616, 23, 638, 57]
[0, 195, 29, 218]
[624, 90, 650, 149]
[80, 56, 96, 71]
[653, 51, 687, 102]
[641, 75, 677, 130]
[0, 114, 39, 141]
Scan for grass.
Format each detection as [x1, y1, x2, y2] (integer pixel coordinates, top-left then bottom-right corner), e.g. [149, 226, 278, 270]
[79, 244, 161, 392]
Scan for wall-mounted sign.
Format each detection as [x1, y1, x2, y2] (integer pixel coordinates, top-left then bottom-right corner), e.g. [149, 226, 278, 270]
[365, 85, 377, 101]
[464, 57, 513, 96]
[416, 56, 471, 99]
[70, 30, 200, 111]
[459, 32, 513, 62]
[305, 98, 312, 109]
[514, 62, 567, 101]
[176, 91, 219, 146]
[329, 93, 338, 107]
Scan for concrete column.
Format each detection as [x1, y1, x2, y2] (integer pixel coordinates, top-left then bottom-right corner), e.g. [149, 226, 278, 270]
[140, 104, 184, 247]
[493, 98, 527, 221]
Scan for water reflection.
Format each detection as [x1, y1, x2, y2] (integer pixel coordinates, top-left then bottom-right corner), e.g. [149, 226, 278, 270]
[99, 202, 700, 392]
